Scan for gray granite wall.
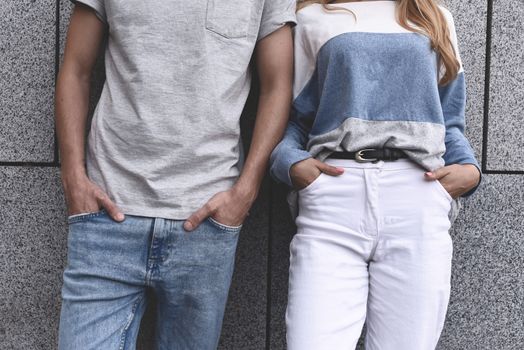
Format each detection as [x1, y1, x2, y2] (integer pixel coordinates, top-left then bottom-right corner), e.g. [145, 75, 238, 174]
[0, 0, 522, 349]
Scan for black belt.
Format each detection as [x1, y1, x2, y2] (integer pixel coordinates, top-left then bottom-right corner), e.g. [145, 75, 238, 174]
[328, 148, 407, 163]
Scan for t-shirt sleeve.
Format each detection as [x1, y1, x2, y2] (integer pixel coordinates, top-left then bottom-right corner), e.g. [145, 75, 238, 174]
[258, 0, 297, 41]
[70, 0, 107, 24]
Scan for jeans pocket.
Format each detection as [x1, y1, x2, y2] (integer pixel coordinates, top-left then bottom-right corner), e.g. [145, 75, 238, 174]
[67, 208, 107, 224]
[205, 0, 253, 38]
[206, 216, 243, 233]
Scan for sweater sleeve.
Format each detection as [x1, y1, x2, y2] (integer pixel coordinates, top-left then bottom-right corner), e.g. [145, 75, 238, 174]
[269, 117, 313, 187]
[439, 8, 482, 197]
[269, 20, 316, 187]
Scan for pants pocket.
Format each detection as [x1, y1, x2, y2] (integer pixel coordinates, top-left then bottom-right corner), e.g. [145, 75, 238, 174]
[206, 216, 243, 233]
[205, 0, 253, 38]
[67, 208, 107, 224]
[433, 179, 453, 203]
[298, 173, 326, 194]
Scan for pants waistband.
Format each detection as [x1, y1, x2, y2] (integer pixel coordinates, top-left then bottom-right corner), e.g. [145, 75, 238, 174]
[323, 157, 424, 171]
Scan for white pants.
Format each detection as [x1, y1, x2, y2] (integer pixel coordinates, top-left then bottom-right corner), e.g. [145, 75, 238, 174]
[286, 158, 454, 350]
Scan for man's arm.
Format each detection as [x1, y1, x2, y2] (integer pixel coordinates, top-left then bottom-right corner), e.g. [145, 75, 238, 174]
[55, 4, 124, 221]
[183, 24, 294, 230]
[236, 24, 294, 201]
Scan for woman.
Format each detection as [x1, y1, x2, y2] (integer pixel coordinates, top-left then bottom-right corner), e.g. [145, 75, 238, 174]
[269, 0, 481, 349]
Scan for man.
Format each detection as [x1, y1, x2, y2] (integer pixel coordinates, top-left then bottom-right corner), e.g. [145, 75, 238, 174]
[55, 0, 295, 349]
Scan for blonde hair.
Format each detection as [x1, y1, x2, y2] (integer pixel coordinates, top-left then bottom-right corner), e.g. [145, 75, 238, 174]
[297, 0, 460, 85]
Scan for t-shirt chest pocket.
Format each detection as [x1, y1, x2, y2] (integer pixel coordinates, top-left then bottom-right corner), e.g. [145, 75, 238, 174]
[205, 0, 254, 39]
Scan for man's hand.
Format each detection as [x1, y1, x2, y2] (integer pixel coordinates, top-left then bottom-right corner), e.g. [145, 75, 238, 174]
[62, 170, 125, 222]
[424, 164, 481, 199]
[56, 6, 115, 220]
[182, 25, 294, 232]
[183, 184, 255, 231]
[290, 158, 344, 190]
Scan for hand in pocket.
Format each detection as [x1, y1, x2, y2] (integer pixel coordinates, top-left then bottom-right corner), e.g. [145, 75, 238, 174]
[290, 158, 344, 191]
[424, 164, 481, 199]
[62, 173, 125, 222]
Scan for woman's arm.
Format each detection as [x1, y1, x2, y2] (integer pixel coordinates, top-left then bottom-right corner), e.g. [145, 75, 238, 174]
[426, 9, 481, 198]
[55, 4, 124, 221]
[269, 118, 313, 187]
[269, 19, 344, 190]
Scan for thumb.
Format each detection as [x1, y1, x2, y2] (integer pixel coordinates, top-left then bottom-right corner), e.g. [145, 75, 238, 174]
[98, 194, 125, 221]
[425, 167, 449, 181]
[184, 203, 214, 232]
[316, 160, 344, 176]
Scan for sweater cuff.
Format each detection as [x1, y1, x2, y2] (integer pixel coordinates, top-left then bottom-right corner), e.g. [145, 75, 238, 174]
[270, 147, 312, 188]
[459, 161, 482, 197]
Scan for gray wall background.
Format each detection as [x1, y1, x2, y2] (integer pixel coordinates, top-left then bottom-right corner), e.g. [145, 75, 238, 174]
[0, 0, 522, 349]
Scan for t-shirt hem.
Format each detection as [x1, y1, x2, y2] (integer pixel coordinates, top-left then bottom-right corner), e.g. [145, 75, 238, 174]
[115, 203, 195, 221]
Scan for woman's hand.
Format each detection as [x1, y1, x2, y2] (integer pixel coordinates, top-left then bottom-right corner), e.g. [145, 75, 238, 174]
[290, 158, 344, 190]
[424, 164, 481, 199]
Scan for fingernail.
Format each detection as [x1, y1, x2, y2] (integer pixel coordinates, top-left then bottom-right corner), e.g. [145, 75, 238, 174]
[184, 222, 193, 231]
[425, 172, 433, 176]
[117, 213, 124, 221]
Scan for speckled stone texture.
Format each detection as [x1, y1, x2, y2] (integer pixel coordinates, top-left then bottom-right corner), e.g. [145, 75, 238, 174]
[59, 0, 73, 66]
[438, 174, 524, 349]
[445, 0, 487, 162]
[0, 0, 56, 162]
[217, 181, 269, 350]
[0, 167, 68, 350]
[486, 0, 524, 170]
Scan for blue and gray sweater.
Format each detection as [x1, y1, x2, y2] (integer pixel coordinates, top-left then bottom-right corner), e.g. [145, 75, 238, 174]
[270, 1, 480, 197]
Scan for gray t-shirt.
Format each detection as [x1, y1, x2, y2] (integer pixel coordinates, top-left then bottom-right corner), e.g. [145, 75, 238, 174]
[70, 0, 296, 219]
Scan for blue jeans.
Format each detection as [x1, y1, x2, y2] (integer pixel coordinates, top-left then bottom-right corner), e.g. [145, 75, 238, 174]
[58, 209, 241, 350]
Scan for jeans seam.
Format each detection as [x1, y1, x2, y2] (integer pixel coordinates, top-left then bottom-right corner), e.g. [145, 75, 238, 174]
[145, 218, 160, 286]
[118, 295, 144, 350]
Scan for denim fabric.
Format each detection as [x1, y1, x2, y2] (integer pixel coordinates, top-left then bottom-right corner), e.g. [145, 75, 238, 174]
[58, 209, 241, 350]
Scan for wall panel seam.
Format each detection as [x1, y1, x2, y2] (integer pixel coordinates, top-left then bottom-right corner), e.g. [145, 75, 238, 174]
[481, 0, 493, 173]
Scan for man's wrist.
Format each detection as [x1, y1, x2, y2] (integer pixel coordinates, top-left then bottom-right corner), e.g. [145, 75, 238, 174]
[233, 178, 260, 204]
[60, 164, 88, 187]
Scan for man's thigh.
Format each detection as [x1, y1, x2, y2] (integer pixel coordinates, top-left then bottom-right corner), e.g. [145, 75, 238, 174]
[58, 210, 152, 350]
[153, 217, 241, 350]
